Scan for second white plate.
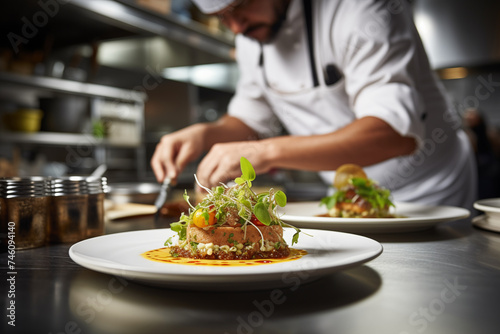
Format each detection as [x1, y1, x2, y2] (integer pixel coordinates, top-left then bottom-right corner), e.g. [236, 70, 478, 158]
[278, 201, 470, 233]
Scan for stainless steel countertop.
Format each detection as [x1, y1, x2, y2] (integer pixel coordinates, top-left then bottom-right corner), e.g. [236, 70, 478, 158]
[2, 215, 500, 334]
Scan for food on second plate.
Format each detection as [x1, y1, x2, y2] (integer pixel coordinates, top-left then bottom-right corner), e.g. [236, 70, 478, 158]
[320, 164, 395, 218]
[166, 157, 302, 260]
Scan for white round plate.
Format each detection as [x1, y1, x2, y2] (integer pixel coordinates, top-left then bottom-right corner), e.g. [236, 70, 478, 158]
[473, 199, 500, 233]
[472, 215, 500, 233]
[277, 202, 470, 233]
[69, 228, 382, 291]
[474, 198, 500, 216]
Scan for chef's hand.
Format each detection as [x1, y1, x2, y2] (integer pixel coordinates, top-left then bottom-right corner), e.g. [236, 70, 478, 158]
[196, 141, 271, 188]
[151, 124, 206, 183]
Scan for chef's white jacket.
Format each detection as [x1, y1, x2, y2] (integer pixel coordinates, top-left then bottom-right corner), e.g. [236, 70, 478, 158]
[228, 0, 477, 210]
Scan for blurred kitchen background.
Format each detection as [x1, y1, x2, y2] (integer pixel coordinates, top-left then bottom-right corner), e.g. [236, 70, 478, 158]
[1, 0, 500, 199]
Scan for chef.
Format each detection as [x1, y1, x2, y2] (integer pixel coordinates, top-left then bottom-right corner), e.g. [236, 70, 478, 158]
[151, 0, 477, 210]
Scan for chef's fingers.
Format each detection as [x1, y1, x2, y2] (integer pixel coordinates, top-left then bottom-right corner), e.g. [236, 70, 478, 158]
[209, 162, 240, 188]
[197, 144, 240, 187]
[150, 144, 165, 183]
[175, 141, 200, 179]
[151, 139, 178, 183]
[164, 145, 180, 181]
[196, 153, 219, 188]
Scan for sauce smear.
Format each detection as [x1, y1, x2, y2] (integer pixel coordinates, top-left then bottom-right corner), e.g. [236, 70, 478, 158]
[142, 247, 307, 266]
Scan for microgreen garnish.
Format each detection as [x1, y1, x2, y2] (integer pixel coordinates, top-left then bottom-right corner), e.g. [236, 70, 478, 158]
[320, 176, 394, 217]
[164, 237, 173, 246]
[170, 218, 187, 240]
[235, 157, 256, 187]
[254, 202, 271, 225]
[274, 191, 287, 207]
[183, 190, 196, 210]
[349, 178, 394, 209]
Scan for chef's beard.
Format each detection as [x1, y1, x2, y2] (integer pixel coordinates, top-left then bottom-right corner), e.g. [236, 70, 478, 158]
[242, 3, 288, 43]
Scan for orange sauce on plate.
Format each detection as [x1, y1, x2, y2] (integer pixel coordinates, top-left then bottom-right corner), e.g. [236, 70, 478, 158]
[142, 247, 307, 266]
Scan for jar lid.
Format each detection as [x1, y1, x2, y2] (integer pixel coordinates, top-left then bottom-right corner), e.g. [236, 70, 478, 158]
[49, 176, 88, 195]
[86, 177, 108, 194]
[0, 177, 49, 198]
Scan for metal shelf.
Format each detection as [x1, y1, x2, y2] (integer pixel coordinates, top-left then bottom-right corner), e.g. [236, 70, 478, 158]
[69, 0, 235, 60]
[0, 72, 146, 103]
[0, 0, 234, 61]
[0, 131, 140, 148]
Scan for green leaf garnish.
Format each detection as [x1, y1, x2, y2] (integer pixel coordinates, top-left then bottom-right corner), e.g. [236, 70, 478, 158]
[215, 186, 225, 195]
[170, 220, 187, 240]
[164, 237, 173, 246]
[319, 191, 344, 210]
[319, 176, 394, 216]
[253, 202, 271, 225]
[240, 157, 256, 183]
[274, 190, 287, 207]
[292, 231, 300, 245]
[202, 211, 210, 225]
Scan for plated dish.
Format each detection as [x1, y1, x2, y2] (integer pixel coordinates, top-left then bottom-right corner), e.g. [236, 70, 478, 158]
[320, 163, 395, 218]
[277, 201, 470, 233]
[167, 157, 296, 260]
[68, 228, 383, 291]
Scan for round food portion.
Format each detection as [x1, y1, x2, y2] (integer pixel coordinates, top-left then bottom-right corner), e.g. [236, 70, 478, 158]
[333, 163, 367, 189]
[187, 224, 284, 246]
[171, 224, 290, 260]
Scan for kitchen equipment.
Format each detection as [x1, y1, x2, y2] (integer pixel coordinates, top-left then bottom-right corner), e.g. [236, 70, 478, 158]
[154, 177, 171, 222]
[413, 0, 500, 69]
[39, 96, 88, 133]
[94, 99, 142, 145]
[3, 108, 43, 133]
[90, 164, 107, 179]
[106, 182, 160, 205]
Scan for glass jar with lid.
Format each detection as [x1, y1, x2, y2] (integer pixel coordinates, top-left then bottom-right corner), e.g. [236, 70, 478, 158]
[0, 177, 50, 250]
[85, 176, 107, 238]
[48, 177, 88, 243]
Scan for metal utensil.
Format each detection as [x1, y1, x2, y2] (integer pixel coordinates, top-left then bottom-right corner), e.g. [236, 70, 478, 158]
[90, 164, 107, 179]
[154, 177, 171, 222]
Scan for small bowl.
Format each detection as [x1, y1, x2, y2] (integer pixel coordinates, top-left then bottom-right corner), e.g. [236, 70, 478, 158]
[473, 198, 500, 232]
[106, 182, 161, 205]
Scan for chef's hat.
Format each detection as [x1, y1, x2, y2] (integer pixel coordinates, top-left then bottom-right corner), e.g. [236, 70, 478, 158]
[191, 0, 237, 14]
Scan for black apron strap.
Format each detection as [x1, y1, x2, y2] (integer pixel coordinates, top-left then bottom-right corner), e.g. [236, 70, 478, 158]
[258, 0, 322, 88]
[302, 0, 320, 87]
